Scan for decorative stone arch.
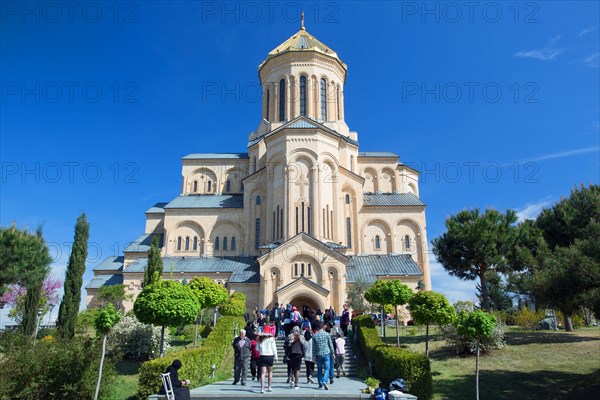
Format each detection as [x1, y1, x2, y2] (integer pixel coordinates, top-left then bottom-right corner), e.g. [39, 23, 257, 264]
[363, 167, 378, 193]
[361, 218, 393, 253]
[224, 167, 242, 193]
[381, 167, 397, 193]
[396, 218, 423, 266]
[287, 254, 323, 285]
[407, 182, 418, 196]
[211, 220, 244, 254]
[171, 220, 205, 255]
[267, 154, 287, 181]
[280, 289, 326, 313]
[187, 167, 217, 194]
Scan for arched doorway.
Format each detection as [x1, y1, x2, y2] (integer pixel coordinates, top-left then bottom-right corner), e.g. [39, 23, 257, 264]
[290, 295, 321, 318]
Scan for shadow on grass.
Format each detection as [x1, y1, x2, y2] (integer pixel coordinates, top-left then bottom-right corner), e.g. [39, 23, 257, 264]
[505, 331, 600, 346]
[435, 368, 600, 400]
[115, 359, 141, 376]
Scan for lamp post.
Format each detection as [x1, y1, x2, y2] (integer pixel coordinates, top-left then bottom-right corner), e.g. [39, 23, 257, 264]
[193, 316, 200, 348]
[33, 307, 43, 345]
[213, 305, 218, 327]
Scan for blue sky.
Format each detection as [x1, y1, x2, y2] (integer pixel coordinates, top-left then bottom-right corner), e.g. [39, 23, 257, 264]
[1, 1, 599, 322]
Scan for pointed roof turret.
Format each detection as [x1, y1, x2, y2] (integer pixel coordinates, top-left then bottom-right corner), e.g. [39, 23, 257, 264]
[258, 18, 346, 73]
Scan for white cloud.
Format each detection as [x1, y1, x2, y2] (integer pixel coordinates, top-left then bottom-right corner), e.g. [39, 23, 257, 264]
[579, 26, 597, 37]
[514, 35, 567, 61]
[429, 261, 478, 304]
[515, 197, 554, 222]
[581, 53, 599, 68]
[503, 146, 600, 166]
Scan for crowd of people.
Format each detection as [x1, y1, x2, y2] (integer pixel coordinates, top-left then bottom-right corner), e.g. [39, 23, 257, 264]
[232, 303, 352, 393]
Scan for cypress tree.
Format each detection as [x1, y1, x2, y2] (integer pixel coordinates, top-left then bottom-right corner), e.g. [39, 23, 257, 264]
[144, 234, 163, 286]
[57, 213, 90, 339]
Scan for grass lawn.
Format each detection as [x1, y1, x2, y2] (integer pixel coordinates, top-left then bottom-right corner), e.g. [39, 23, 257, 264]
[380, 326, 600, 400]
[105, 339, 194, 400]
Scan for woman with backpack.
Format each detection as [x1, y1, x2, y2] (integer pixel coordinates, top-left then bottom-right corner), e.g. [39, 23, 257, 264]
[286, 326, 306, 389]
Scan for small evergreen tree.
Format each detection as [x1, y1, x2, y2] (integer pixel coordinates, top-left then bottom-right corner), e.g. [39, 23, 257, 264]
[144, 235, 163, 286]
[58, 213, 90, 339]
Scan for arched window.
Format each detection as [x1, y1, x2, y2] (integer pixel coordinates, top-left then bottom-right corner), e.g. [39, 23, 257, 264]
[308, 263, 312, 276]
[279, 79, 286, 121]
[255, 218, 261, 249]
[266, 89, 270, 120]
[299, 75, 307, 116]
[375, 235, 381, 250]
[177, 236, 182, 251]
[193, 237, 198, 251]
[231, 236, 236, 251]
[404, 235, 411, 250]
[301, 263, 305, 277]
[185, 236, 190, 251]
[193, 180, 198, 193]
[256, 195, 261, 205]
[350, 155, 354, 172]
[207, 181, 212, 192]
[346, 217, 352, 248]
[320, 78, 327, 121]
[223, 237, 228, 251]
[252, 157, 257, 173]
[214, 237, 220, 251]
[294, 263, 298, 277]
[226, 180, 231, 192]
[345, 194, 350, 204]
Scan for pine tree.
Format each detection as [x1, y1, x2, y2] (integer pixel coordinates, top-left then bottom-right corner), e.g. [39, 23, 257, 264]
[144, 234, 163, 286]
[57, 213, 90, 339]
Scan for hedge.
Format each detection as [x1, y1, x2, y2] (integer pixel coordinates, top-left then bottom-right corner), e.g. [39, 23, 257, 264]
[137, 316, 244, 399]
[353, 315, 432, 400]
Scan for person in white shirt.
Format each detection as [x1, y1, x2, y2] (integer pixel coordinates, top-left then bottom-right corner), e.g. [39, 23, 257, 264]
[257, 326, 278, 393]
[334, 333, 346, 378]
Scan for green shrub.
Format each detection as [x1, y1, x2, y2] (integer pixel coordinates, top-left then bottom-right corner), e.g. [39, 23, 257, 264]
[0, 336, 114, 399]
[218, 292, 246, 316]
[439, 318, 506, 354]
[137, 316, 244, 399]
[353, 315, 432, 400]
[512, 308, 545, 330]
[110, 315, 170, 360]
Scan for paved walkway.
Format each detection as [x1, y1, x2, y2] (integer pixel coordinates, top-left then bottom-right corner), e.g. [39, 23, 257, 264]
[190, 376, 372, 399]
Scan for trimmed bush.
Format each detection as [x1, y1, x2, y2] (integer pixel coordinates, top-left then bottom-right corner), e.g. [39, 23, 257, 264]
[137, 316, 244, 399]
[353, 315, 432, 400]
[218, 292, 246, 316]
[110, 315, 170, 360]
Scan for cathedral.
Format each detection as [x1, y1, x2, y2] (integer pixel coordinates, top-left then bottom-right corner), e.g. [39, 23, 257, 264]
[86, 22, 432, 318]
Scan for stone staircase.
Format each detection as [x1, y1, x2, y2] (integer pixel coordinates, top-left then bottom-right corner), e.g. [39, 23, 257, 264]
[269, 336, 356, 378]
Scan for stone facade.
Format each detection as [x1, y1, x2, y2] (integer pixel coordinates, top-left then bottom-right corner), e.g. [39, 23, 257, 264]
[86, 25, 432, 318]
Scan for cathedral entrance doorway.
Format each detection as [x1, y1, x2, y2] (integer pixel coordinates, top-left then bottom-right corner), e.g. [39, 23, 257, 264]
[290, 295, 320, 318]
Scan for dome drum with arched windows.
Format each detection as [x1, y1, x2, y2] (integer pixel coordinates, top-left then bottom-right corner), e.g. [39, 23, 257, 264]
[85, 23, 432, 320]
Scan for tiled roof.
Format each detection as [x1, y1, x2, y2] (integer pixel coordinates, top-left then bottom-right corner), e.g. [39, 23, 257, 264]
[125, 233, 164, 253]
[146, 202, 168, 214]
[125, 256, 260, 283]
[164, 195, 244, 209]
[92, 256, 124, 271]
[250, 117, 359, 147]
[358, 152, 399, 158]
[183, 153, 249, 160]
[287, 119, 319, 129]
[324, 242, 347, 249]
[85, 274, 123, 289]
[346, 254, 422, 283]
[363, 193, 425, 207]
[261, 29, 344, 68]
